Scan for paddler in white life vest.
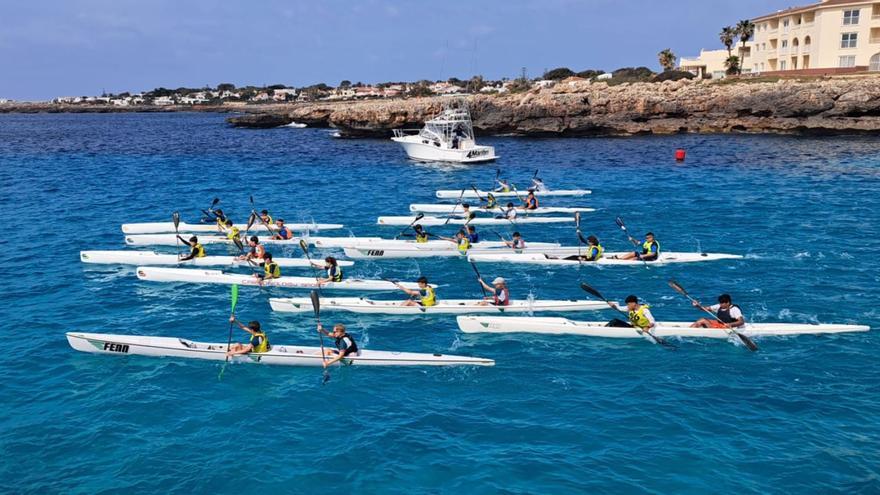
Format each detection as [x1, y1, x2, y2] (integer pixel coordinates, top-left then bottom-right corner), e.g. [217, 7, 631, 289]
[177, 235, 206, 261]
[226, 318, 270, 357]
[523, 191, 539, 210]
[496, 202, 518, 220]
[317, 323, 359, 367]
[530, 177, 548, 192]
[253, 252, 281, 282]
[313, 256, 343, 285]
[239, 235, 266, 262]
[690, 294, 745, 329]
[615, 232, 660, 261]
[454, 203, 473, 218]
[494, 179, 513, 193]
[563, 235, 604, 261]
[608, 295, 656, 330]
[397, 276, 438, 307]
[477, 277, 511, 306]
[504, 231, 526, 250]
[272, 218, 293, 240]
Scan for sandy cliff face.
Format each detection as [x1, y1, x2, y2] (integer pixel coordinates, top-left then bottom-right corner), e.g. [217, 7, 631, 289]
[228, 76, 880, 136]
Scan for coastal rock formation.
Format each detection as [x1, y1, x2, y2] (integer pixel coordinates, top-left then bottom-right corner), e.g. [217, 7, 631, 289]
[229, 76, 880, 136]
[226, 113, 293, 128]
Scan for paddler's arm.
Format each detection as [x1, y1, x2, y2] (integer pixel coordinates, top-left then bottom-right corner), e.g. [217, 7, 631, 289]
[477, 278, 496, 294]
[322, 349, 346, 368]
[177, 235, 192, 247]
[230, 317, 256, 335]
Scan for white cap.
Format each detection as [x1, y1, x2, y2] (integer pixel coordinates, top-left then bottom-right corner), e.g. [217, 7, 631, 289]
[492, 277, 506, 285]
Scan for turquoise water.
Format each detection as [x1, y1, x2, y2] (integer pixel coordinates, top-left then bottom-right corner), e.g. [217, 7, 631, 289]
[1, 113, 878, 494]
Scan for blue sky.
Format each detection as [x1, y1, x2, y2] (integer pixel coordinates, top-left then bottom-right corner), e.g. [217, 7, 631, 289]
[1, 0, 800, 100]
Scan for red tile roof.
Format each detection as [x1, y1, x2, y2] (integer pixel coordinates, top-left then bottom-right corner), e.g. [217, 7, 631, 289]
[752, 0, 874, 22]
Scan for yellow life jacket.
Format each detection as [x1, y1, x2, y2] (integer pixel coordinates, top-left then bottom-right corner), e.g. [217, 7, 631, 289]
[328, 265, 343, 282]
[642, 240, 660, 255]
[193, 243, 206, 258]
[262, 214, 273, 225]
[420, 286, 437, 307]
[264, 262, 281, 278]
[486, 198, 497, 209]
[416, 232, 429, 243]
[250, 331, 269, 353]
[226, 226, 240, 240]
[457, 237, 470, 253]
[589, 244, 604, 260]
[501, 184, 511, 192]
[628, 304, 652, 329]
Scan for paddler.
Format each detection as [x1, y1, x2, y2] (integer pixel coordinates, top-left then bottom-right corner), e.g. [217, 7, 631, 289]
[523, 191, 539, 210]
[477, 276, 510, 306]
[690, 294, 745, 329]
[484, 193, 499, 210]
[495, 178, 512, 193]
[397, 276, 437, 307]
[272, 219, 293, 240]
[213, 209, 229, 230]
[504, 231, 526, 250]
[313, 256, 343, 285]
[253, 252, 281, 281]
[615, 232, 660, 261]
[466, 225, 480, 244]
[456, 203, 472, 218]
[403, 224, 431, 243]
[317, 323, 359, 368]
[225, 317, 270, 356]
[608, 295, 656, 331]
[496, 202, 518, 220]
[436, 230, 471, 253]
[177, 235, 206, 261]
[259, 209, 273, 225]
[531, 177, 548, 192]
[239, 235, 266, 262]
[563, 235, 604, 261]
[221, 219, 240, 240]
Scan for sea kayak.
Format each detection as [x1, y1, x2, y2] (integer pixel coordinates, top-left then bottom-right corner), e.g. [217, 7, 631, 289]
[343, 246, 569, 259]
[80, 250, 354, 268]
[467, 252, 744, 265]
[314, 239, 560, 250]
[124, 234, 357, 247]
[135, 266, 429, 291]
[269, 297, 614, 314]
[409, 204, 596, 214]
[456, 316, 871, 338]
[67, 332, 494, 367]
[436, 189, 591, 199]
[121, 221, 344, 234]
[377, 215, 575, 226]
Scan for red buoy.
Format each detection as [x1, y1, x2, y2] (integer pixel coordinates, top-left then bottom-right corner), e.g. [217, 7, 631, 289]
[675, 148, 686, 161]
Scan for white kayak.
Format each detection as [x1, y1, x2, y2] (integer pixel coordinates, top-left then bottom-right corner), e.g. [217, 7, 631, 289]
[467, 252, 744, 265]
[67, 332, 493, 367]
[125, 234, 353, 247]
[135, 266, 429, 291]
[343, 246, 568, 259]
[121, 221, 343, 234]
[80, 250, 354, 268]
[269, 297, 614, 314]
[409, 204, 596, 215]
[436, 189, 591, 199]
[377, 215, 575, 226]
[315, 239, 560, 250]
[456, 316, 871, 338]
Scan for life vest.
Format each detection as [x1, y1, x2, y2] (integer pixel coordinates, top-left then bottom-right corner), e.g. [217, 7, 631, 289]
[526, 196, 538, 209]
[193, 243, 206, 258]
[226, 226, 240, 240]
[327, 265, 343, 282]
[249, 331, 269, 353]
[467, 233, 479, 244]
[494, 287, 509, 306]
[261, 214, 273, 225]
[457, 237, 470, 253]
[277, 227, 292, 240]
[628, 304, 652, 329]
[486, 198, 497, 209]
[335, 334, 359, 355]
[511, 238, 525, 250]
[415, 232, 429, 243]
[264, 262, 281, 278]
[500, 184, 511, 192]
[717, 304, 742, 324]
[420, 286, 437, 306]
[642, 240, 660, 255]
[588, 244, 604, 260]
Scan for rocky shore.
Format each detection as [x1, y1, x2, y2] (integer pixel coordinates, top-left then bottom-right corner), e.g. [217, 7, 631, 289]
[5, 75, 880, 137]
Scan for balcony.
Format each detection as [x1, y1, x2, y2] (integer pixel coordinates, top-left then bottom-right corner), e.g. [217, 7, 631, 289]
[802, 45, 811, 53]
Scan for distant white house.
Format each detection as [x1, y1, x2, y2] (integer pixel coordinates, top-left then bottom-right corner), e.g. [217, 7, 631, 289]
[179, 95, 209, 105]
[111, 98, 130, 106]
[0, 98, 10, 104]
[250, 92, 270, 102]
[54, 96, 84, 104]
[596, 73, 613, 80]
[533, 79, 556, 88]
[429, 82, 464, 94]
[153, 96, 174, 106]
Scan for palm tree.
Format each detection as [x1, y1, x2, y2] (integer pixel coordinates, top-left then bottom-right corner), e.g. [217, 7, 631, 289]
[657, 49, 677, 72]
[720, 26, 736, 58]
[736, 19, 756, 50]
[724, 55, 741, 75]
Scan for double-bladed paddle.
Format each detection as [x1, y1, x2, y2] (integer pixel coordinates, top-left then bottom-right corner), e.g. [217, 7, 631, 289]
[172, 211, 182, 258]
[615, 216, 648, 265]
[469, 261, 488, 297]
[667, 280, 758, 352]
[445, 188, 467, 225]
[310, 290, 331, 384]
[394, 213, 424, 240]
[218, 284, 240, 380]
[299, 239, 324, 292]
[579, 282, 675, 349]
[250, 195, 276, 237]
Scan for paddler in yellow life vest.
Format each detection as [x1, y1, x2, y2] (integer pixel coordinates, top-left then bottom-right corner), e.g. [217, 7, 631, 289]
[484, 193, 498, 210]
[438, 230, 470, 253]
[494, 178, 512, 193]
[615, 232, 660, 261]
[259, 209, 273, 225]
[398, 276, 437, 307]
[253, 252, 281, 283]
[177, 235, 206, 261]
[563, 235, 604, 261]
[408, 224, 431, 243]
[313, 256, 343, 285]
[608, 295, 656, 330]
[226, 317, 270, 356]
[213, 209, 229, 230]
[221, 219, 240, 240]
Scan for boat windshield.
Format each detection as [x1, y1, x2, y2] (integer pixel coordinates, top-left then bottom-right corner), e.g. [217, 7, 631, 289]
[418, 98, 476, 149]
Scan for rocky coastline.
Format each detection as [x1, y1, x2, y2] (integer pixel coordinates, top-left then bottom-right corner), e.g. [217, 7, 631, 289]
[5, 75, 880, 137]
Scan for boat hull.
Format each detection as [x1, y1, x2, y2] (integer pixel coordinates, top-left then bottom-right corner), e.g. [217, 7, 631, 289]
[122, 221, 343, 234]
[269, 297, 613, 314]
[125, 234, 356, 247]
[436, 189, 591, 199]
[409, 204, 595, 214]
[80, 250, 354, 268]
[343, 246, 570, 259]
[392, 137, 497, 163]
[377, 215, 575, 226]
[467, 252, 744, 265]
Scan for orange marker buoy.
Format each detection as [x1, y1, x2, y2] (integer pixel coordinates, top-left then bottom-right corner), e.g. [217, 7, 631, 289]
[675, 148, 686, 161]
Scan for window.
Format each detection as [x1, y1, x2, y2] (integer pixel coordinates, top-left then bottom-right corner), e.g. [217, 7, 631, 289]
[783, 20, 790, 27]
[843, 9, 860, 25]
[782, 40, 788, 48]
[841, 33, 858, 48]
[870, 53, 880, 71]
[780, 60, 787, 70]
[839, 55, 856, 67]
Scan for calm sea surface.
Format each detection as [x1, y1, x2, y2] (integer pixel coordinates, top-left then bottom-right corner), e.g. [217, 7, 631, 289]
[0, 113, 878, 494]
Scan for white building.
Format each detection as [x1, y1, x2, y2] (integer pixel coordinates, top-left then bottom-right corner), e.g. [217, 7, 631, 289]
[152, 96, 174, 106]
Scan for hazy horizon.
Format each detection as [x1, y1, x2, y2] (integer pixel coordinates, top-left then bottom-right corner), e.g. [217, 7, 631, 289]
[2, 0, 799, 100]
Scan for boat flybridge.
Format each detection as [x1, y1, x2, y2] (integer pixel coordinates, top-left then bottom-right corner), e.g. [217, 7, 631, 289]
[391, 98, 497, 163]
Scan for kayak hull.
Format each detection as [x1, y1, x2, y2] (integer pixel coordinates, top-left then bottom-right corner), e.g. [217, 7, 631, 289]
[318, 239, 560, 250]
[436, 189, 591, 199]
[269, 297, 614, 314]
[343, 246, 568, 259]
[409, 204, 596, 214]
[456, 316, 871, 337]
[125, 234, 352, 247]
[377, 215, 575, 226]
[80, 250, 354, 268]
[121, 221, 343, 234]
[467, 252, 744, 265]
[67, 332, 493, 367]
[135, 267, 428, 291]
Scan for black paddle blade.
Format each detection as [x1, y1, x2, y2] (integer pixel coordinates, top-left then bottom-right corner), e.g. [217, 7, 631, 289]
[299, 239, 309, 253]
[579, 282, 604, 301]
[172, 211, 180, 229]
[310, 290, 321, 318]
[738, 333, 759, 352]
[415, 213, 424, 221]
[233, 236, 244, 252]
[211, 198, 220, 207]
[469, 261, 482, 279]
[667, 279, 687, 296]
[615, 216, 626, 230]
[246, 212, 256, 231]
